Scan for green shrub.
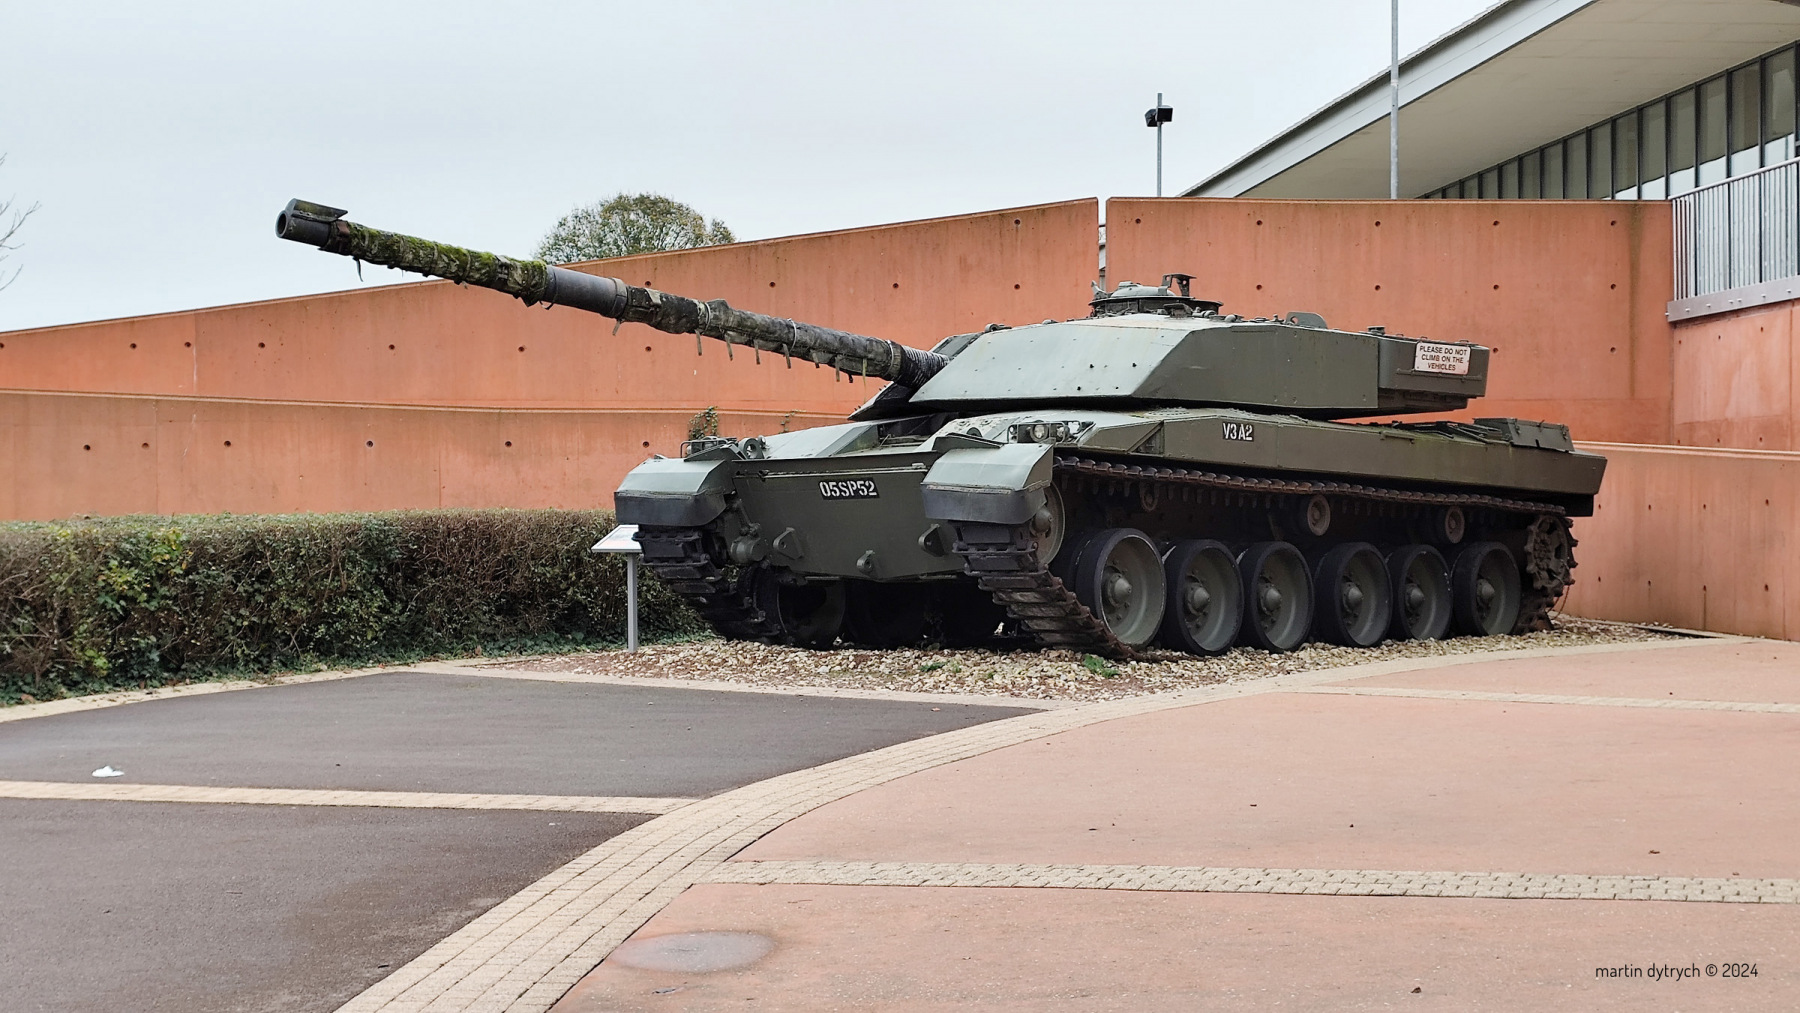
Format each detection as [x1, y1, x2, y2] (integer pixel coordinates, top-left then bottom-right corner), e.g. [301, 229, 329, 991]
[0, 510, 705, 702]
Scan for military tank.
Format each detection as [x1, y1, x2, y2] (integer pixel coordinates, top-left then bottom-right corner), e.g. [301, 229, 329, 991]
[277, 199, 1605, 659]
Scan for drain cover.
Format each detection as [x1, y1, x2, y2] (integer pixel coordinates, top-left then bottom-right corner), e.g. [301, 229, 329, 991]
[608, 931, 775, 973]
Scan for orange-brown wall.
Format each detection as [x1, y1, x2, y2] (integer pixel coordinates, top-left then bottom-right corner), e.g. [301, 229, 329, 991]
[1669, 301, 1799, 452]
[0, 201, 1098, 520]
[0, 390, 829, 518]
[1105, 198, 1675, 444]
[0, 201, 1097, 414]
[1564, 442, 1798, 640]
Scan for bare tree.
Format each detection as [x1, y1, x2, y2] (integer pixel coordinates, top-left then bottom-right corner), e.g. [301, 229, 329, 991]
[0, 154, 41, 293]
[535, 192, 734, 264]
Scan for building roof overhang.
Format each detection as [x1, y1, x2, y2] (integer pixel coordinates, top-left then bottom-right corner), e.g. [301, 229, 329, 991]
[1187, 0, 1800, 199]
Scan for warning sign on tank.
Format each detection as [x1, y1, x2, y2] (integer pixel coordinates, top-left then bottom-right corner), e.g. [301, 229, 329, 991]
[1412, 341, 1471, 375]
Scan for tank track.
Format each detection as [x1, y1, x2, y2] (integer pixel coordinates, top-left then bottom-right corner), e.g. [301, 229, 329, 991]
[948, 455, 1576, 660]
[948, 521, 1136, 658]
[1519, 514, 1579, 632]
[633, 527, 783, 640]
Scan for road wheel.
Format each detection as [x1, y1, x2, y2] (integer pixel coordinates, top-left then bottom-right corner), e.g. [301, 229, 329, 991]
[1238, 541, 1313, 652]
[1030, 484, 1067, 567]
[1158, 539, 1243, 655]
[1387, 544, 1452, 641]
[1069, 528, 1166, 648]
[1312, 542, 1392, 647]
[1451, 542, 1522, 636]
[752, 568, 845, 648]
[842, 580, 928, 647]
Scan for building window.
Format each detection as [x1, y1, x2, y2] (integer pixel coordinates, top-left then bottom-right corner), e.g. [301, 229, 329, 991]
[1641, 99, 1667, 199]
[1699, 75, 1728, 185]
[1614, 113, 1638, 198]
[1671, 88, 1698, 194]
[1765, 47, 1796, 165]
[1589, 124, 1612, 199]
[1419, 42, 1800, 202]
[1730, 64, 1763, 176]
[1568, 134, 1589, 198]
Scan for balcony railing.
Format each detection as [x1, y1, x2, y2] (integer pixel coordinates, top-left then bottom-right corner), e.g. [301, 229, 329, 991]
[1674, 156, 1800, 301]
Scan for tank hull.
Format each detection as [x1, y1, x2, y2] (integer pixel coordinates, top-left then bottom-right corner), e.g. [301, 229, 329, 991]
[619, 407, 1603, 657]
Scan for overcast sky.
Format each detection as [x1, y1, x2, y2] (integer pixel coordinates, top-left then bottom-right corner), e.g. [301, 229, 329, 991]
[1, 0, 1494, 332]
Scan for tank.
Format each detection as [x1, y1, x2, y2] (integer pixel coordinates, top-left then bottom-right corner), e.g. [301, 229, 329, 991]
[277, 199, 1605, 658]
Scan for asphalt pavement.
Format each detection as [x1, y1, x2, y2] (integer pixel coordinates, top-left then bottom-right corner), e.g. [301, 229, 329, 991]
[0, 672, 1026, 797]
[0, 801, 644, 1013]
[0, 672, 1032, 1013]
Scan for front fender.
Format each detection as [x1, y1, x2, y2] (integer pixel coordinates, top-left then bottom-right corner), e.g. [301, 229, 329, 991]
[919, 443, 1053, 524]
[614, 457, 735, 527]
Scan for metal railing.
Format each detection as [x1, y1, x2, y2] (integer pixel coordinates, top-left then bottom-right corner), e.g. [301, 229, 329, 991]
[1674, 156, 1800, 300]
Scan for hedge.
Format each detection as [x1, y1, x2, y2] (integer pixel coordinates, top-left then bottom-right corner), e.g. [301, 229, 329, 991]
[0, 510, 706, 702]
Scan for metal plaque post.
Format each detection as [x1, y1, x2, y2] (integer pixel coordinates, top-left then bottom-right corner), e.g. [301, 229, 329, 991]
[591, 524, 642, 651]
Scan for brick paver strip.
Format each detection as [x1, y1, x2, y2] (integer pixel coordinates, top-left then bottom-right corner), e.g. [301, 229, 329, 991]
[705, 860, 1800, 904]
[0, 667, 391, 725]
[1299, 684, 1800, 712]
[0, 781, 694, 815]
[326, 636, 1738, 1013]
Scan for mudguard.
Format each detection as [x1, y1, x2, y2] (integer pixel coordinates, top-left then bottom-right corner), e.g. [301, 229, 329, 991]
[614, 457, 735, 527]
[919, 443, 1053, 524]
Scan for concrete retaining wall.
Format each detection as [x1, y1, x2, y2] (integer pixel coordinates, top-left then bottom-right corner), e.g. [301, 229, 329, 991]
[0, 200, 1097, 414]
[1104, 197, 1677, 445]
[1670, 300, 1799, 451]
[0, 390, 828, 517]
[0, 200, 1097, 518]
[1565, 442, 1797, 640]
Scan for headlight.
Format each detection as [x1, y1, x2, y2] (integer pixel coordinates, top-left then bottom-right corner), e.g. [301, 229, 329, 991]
[1010, 421, 1088, 444]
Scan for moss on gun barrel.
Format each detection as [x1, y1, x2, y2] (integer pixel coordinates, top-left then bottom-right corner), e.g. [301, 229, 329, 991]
[334, 223, 553, 305]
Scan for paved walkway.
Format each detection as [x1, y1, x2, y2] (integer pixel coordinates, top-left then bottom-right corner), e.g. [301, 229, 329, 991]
[0, 672, 1028, 1013]
[544, 637, 1800, 1012]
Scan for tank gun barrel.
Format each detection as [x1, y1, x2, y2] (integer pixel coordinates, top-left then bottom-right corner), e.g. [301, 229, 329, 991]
[275, 199, 946, 387]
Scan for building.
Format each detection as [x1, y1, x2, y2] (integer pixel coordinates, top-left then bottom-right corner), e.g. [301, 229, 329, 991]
[1187, 0, 1800, 318]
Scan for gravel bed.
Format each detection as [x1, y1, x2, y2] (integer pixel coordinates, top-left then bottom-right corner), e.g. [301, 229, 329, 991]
[489, 615, 1683, 703]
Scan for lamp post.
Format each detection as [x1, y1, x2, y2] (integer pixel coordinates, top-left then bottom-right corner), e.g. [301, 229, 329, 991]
[1389, 0, 1400, 199]
[1145, 94, 1174, 197]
